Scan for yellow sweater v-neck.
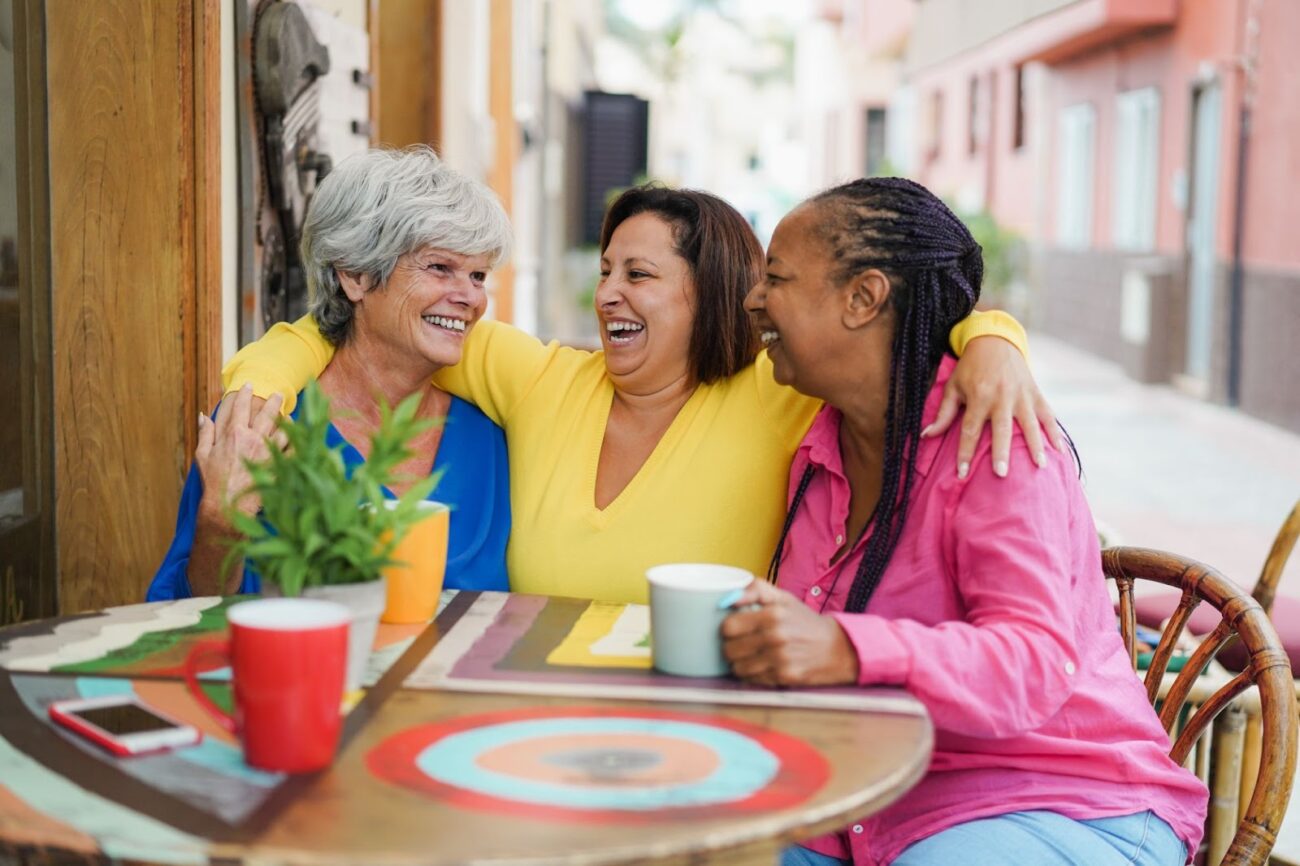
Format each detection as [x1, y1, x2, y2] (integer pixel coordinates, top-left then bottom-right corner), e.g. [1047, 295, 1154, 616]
[222, 311, 1025, 604]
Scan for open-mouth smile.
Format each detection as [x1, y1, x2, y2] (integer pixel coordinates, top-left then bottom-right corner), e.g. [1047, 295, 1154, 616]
[605, 320, 645, 345]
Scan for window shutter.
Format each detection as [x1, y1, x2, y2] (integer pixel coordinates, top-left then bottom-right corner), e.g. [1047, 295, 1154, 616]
[580, 91, 650, 245]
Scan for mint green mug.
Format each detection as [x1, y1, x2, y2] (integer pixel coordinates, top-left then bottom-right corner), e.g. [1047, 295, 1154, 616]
[645, 563, 754, 677]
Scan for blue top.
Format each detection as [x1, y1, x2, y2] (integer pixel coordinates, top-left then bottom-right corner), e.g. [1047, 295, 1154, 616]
[147, 393, 510, 600]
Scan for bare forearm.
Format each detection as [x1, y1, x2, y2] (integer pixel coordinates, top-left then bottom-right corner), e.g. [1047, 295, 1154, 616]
[185, 503, 246, 597]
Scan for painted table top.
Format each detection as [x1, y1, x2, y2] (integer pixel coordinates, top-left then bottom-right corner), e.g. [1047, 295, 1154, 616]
[0, 591, 933, 866]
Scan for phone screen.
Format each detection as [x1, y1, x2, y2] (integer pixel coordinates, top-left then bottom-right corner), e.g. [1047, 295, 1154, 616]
[69, 703, 181, 736]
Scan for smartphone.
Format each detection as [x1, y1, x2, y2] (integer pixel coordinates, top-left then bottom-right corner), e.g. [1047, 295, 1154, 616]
[48, 695, 202, 757]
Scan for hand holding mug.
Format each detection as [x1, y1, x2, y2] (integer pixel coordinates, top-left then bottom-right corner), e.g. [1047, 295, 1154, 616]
[720, 580, 860, 687]
[645, 564, 753, 678]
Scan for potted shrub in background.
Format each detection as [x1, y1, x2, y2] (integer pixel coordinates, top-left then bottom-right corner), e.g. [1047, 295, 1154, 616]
[225, 381, 440, 692]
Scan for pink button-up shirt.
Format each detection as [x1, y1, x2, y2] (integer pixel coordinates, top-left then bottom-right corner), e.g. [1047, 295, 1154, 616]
[783, 357, 1207, 866]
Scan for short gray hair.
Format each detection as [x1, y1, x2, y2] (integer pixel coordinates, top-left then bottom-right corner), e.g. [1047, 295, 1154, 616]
[301, 145, 513, 346]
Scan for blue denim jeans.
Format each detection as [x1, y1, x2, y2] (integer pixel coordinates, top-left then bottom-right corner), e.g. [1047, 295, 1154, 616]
[782, 810, 1186, 866]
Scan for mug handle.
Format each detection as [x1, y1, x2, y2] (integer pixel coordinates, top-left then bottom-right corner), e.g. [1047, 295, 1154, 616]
[184, 639, 236, 733]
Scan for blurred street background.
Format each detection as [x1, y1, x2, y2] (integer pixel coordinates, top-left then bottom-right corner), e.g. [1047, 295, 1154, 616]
[1, 0, 1299, 860]
[1036, 334, 1300, 604]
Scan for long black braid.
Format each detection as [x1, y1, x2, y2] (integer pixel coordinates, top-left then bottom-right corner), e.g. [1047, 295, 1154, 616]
[798, 177, 982, 614]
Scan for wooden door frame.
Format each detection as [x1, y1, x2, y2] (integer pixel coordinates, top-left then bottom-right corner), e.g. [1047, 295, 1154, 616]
[191, 0, 223, 434]
[41, 0, 223, 613]
[3, 0, 222, 621]
[8, 0, 56, 622]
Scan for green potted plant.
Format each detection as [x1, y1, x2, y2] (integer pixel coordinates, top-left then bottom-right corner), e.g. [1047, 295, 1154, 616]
[225, 380, 440, 692]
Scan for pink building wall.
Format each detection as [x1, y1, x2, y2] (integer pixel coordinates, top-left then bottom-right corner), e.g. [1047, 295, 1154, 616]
[1240, 0, 1300, 269]
[1045, 1, 1240, 260]
[908, 39, 1042, 234]
[906, 0, 1300, 271]
[901, 0, 1300, 433]
[855, 0, 915, 57]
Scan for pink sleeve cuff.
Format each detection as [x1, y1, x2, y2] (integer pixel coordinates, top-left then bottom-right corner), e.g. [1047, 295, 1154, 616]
[831, 612, 913, 686]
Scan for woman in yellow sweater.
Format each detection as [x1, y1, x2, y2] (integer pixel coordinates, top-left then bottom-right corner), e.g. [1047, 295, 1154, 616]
[223, 183, 1054, 604]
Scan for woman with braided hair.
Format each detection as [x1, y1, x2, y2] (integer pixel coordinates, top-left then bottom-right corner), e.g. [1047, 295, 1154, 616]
[725, 178, 1206, 866]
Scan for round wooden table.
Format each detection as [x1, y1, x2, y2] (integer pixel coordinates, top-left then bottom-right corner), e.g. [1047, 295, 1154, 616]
[0, 593, 933, 865]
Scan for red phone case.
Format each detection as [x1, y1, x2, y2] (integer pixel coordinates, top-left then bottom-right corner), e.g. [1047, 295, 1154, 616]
[47, 700, 197, 757]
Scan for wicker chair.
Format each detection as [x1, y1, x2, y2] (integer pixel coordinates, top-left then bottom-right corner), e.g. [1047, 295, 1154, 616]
[1133, 499, 1300, 671]
[1104, 547, 1297, 866]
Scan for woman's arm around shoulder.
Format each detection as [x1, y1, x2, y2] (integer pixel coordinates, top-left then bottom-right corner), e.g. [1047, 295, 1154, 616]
[221, 315, 335, 414]
[429, 320, 579, 426]
[221, 314, 574, 426]
[937, 310, 1064, 479]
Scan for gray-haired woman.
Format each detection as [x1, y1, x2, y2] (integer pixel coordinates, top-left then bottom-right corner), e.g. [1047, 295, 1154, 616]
[148, 146, 514, 599]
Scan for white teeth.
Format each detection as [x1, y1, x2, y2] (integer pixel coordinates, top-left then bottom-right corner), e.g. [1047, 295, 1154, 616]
[423, 315, 466, 332]
[761, 330, 779, 346]
[606, 321, 645, 344]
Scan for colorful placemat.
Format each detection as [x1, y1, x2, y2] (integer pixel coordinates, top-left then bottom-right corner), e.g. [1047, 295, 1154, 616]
[545, 602, 651, 668]
[366, 706, 830, 822]
[0, 595, 442, 687]
[0, 597, 238, 678]
[0, 593, 456, 858]
[8, 674, 284, 826]
[0, 720, 210, 864]
[404, 592, 922, 714]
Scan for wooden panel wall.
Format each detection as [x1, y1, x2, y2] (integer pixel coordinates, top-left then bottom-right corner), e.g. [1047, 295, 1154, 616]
[46, 0, 220, 612]
[193, 0, 223, 420]
[375, 0, 440, 148]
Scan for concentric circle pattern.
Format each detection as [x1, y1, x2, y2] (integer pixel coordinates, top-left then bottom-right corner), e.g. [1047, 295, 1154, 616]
[366, 706, 830, 822]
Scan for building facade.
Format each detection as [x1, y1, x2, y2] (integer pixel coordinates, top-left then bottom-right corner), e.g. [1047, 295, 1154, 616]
[902, 0, 1300, 434]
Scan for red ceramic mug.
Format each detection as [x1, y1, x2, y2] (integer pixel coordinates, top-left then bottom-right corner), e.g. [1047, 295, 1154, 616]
[184, 598, 350, 773]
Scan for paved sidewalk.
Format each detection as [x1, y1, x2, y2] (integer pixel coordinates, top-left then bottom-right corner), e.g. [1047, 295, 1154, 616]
[1032, 333, 1300, 597]
[1030, 333, 1300, 862]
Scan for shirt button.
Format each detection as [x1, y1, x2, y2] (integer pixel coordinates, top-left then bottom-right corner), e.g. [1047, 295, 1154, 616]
[852, 824, 864, 834]
[1065, 661, 1076, 675]
[835, 533, 844, 545]
[810, 586, 822, 597]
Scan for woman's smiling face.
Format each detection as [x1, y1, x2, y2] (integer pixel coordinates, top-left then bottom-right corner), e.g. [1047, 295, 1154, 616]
[349, 245, 492, 372]
[595, 213, 697, 394]
[744, 205, 844, 394]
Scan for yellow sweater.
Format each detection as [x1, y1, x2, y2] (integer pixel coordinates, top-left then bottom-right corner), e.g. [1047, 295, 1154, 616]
[223, 312, 1026, 604]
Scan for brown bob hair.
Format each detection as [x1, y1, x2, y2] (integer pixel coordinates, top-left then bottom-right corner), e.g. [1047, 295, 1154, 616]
[599, 185, 763, 384]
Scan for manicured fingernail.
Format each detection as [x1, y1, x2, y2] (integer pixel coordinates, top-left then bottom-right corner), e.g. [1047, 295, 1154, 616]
[920, 424, 935, 438]
[995, 460, 1008, 477]
[957, 462, 970, 479]
[717, 589, 745, 610]
[1035, 452, 1047, 468]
